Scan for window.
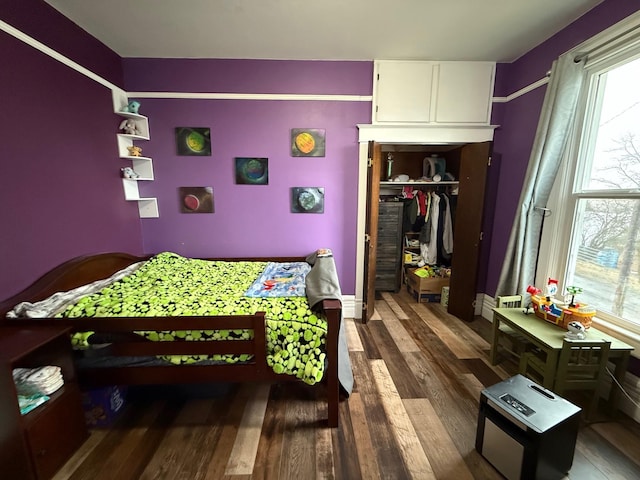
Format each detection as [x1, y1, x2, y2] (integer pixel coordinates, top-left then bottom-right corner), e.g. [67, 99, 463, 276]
[541, 25, 640, 344]
[568, 57, 640, 333]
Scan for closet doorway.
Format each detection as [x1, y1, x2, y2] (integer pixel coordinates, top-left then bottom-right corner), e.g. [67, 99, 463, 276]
[362, 141, 491, 323]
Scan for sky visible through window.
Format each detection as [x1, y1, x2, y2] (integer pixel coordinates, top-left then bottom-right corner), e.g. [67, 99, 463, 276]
[588, 57, 640, 190]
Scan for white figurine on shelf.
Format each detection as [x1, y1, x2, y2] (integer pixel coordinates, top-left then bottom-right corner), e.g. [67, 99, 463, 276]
[565, 321, 587, 340]
[120, 166, 140, 179]
[119, 118, 141, 136]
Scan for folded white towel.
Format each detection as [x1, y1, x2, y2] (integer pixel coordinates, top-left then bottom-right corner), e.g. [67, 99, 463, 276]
[13, 366, 64, 396]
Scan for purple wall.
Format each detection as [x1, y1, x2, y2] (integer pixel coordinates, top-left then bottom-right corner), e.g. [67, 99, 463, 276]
[123, 60, 373, 294]
[483, 0, 640, 296]
[122, 58, 372, 96]
[0, 0, 123, 87]
[0, 29, 142, 300]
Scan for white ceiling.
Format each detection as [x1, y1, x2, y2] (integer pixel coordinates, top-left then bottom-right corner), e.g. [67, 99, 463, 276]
[44, 0, 604, 62]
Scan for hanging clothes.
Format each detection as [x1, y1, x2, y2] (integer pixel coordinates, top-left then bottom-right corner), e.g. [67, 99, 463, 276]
[415, 189, 455, 267]
[436, 192, 454, 266]
[416, 190, 427, 217]
[424, 192, 440, 265]
[405, 195, 419, 226]
[442, 193, 454, 255]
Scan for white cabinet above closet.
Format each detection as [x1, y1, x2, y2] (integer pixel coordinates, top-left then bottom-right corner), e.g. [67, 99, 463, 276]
[373, 60, 496, 125]
[112, 90, 158, 218]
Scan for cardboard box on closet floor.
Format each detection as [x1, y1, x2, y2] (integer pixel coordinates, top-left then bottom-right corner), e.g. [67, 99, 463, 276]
[406, 268, 450, 303]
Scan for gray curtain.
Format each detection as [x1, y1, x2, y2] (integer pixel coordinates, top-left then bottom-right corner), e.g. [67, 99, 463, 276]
[496, 53, 587, 297]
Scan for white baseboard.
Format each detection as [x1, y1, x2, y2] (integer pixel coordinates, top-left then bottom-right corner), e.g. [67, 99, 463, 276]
[343, 295, 356, 319]
[480, 293, 495, 321]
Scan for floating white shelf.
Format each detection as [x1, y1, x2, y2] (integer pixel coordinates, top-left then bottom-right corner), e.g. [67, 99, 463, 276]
[113, 89, 158, 218]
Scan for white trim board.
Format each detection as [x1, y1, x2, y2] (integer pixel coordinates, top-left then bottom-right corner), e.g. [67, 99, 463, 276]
[342, 295, 356, 319]
[357, 124, 497, 144]
[128, 91, 372, 102]
[492, 76, 550, 103]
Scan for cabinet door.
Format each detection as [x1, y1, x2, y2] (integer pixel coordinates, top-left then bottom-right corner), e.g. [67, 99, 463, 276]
[434, 62, 495, 124]
[0, 364, 34, 479]
[447, 141, 492, 321]
[26, 385, 86, 480]
[363, 141, 382, 322]
[374, 61, 434, 123]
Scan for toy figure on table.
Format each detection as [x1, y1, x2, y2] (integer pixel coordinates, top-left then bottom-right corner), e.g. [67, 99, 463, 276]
[525, 278, 595, 330]
[565, 285, 583, 308]
[545, 278, 559, 299]
[565, 321, 587, 340]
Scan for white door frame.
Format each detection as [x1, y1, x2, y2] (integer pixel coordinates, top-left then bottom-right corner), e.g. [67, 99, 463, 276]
[354, 124, 497, 319]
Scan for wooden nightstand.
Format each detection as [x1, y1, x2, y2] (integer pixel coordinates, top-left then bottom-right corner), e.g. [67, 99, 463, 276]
[0, 327, 88, 479]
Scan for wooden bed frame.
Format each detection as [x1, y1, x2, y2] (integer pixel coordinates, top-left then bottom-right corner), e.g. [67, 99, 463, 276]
[0, 253, 342, 427]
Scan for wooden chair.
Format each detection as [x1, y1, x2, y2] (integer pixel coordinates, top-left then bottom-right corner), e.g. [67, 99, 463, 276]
[555, 339, 611, 420]
[520, 339, 611, 420]
[496, 295, 523, 309]
[494, 295, 532, 362]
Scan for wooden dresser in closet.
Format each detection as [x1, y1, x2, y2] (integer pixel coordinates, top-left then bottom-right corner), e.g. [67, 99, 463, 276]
[375, 201, 404, 291]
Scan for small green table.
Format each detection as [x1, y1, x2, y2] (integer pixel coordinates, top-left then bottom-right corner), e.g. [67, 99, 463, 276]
[490, 307, 634, 411]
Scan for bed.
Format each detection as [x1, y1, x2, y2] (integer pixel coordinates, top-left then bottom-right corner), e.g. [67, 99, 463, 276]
[0, 250, 352, 428]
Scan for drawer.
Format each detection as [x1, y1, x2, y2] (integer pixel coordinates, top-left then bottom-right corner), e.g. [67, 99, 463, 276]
[378, 203, 404, 214]
[25, 385, 87, 479]
[375, 275, 399, 291]
[377, 230, 402, 241]
[376, 243, 400, 255]
[378, 212, 401, 222]
[377, 217, 402, 228]
[377, 257, 400, 270]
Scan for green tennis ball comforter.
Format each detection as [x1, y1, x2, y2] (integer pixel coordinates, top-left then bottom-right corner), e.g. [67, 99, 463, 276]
[57, 252, 328, 385]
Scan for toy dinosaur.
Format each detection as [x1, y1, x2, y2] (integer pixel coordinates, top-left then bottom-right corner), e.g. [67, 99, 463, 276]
[127, 145, 142, 157]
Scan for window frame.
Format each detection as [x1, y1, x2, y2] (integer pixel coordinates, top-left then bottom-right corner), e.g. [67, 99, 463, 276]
[537, 15, 640, 352]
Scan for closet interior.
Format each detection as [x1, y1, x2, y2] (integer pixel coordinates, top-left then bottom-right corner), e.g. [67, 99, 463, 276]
[365, 141, 491, 322]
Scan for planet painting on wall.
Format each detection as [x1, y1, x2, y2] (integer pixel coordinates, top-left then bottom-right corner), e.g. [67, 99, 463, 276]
[176, 127, 211, 156]
[291, 128, 325, 157]
[235, 157, 268, 185]
[179, 186, 214, 213]
[291, 187, 324, 213]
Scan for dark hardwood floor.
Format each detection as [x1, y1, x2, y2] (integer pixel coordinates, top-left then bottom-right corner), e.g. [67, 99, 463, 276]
[54, 289, 640, 479]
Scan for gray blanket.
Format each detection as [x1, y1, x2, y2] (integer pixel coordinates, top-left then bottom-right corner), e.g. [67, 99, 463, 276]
[306, 251, 353, 395]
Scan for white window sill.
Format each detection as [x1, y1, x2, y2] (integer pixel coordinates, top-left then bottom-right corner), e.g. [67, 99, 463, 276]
[591, 317, 640, 358]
